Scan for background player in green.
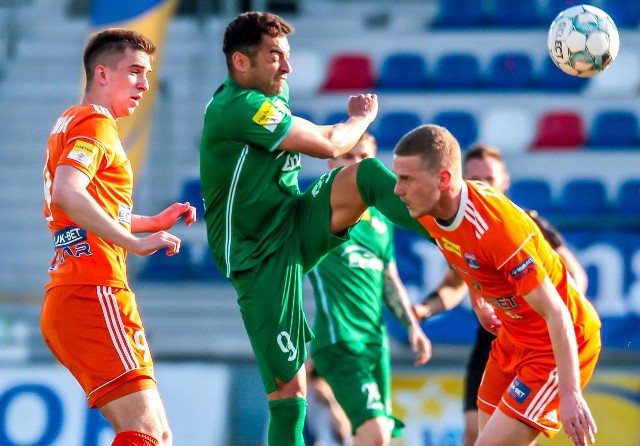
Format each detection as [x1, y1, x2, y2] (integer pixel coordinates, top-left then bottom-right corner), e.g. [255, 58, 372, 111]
[198, 11, 432, 446]
[308, 133, 431, 446]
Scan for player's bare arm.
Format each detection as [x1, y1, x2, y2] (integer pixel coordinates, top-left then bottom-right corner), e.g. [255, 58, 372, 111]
[382, 262, 432, 365]
[53, 165, 181, 256]
[278, 94, 378, 159]
[414, 267, 468, 320]
[131, 202, 197, 233]
[524, 278, 597, 446]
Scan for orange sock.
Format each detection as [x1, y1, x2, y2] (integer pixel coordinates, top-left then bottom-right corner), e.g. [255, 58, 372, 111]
[112, 431, 159, 446]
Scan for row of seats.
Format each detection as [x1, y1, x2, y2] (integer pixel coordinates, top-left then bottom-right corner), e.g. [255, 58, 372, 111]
[319, 51, 592, 93]
[138, 177, 640, 282]
[298, 108, 640, 152]
[431, 0, 640, 29]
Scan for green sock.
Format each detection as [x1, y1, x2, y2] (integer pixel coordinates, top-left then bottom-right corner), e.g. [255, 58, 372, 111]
[267, 397, 307, 446]
[356, 158, 433, 239]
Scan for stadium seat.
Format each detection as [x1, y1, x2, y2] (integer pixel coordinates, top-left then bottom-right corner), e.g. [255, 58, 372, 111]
[544, 0, 583, 23]
[373, 111, 423, 150]
[531, 110, 586, 150]
[478, 106, 535, 153]
[508, 179, 554, 215]
[294, 109, 314, 123]
[601, 0, 640, 28]
[286, 50, 324, 97]
[430, 0, 484, 28]
[323, 110, 349, 125]
[197, 249, 226, 282]
[431, 53, 482, 90]
[179, 178, 205, 219]
[376, 52, 428, 91]
[584, 51, 640, 98]
[138, 243, 197, 281]
[487, 52, 535, 90]
[558, 178, 609, 216]
[587, 110, 640, 149]
[321, 53, 375, 91]
[539, 57, 590, 91]
[489, 0, 540, 27]
[614, 179, 640, 216]
[432, 110, 478, 149]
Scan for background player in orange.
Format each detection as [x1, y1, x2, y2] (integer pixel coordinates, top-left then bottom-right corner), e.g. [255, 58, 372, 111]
[40, 28, 196, 446]
[413, 143, 589, 446]
[392, 124, 601, 446]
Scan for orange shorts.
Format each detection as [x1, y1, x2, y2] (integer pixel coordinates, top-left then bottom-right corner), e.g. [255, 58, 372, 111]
[477, 330, 601, 438]
[40, 285, 156, 408]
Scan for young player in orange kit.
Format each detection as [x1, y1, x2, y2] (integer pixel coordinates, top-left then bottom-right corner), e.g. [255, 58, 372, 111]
[392, 124, 601, 446]
[41, 28, 196, 446]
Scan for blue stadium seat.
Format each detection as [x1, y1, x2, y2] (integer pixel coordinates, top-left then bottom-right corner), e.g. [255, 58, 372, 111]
[487, 52, 535, 90]
[489, 0, 540, 27]
[539, 57, 590, 91]
[298, 175, 316, 193]
[179, 178, 205, 218]
[197, 249, 226, 282]
[432, 53, 482, 90]
[138, 243, 197, 281]
[587, 110, 640, 149]
[323, 110, 349, 125]
[544, 0, 583, 23]
[376, 52, 428, 91]
[559, 178, 609, 216]
[432, 110, 478, 149]
[294, 109, 314, 123]
[374, 111, 423, 151]
[600, 0, 640, 28]
[431, 0, 484, 28]
[508, 179, 554, 215]
[614, 179, 640, 216]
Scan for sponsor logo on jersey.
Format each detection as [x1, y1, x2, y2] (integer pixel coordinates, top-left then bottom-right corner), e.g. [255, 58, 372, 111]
[471, 281, 482, 291]
[508, 377, 531, 404]
[252, 99, 285, 132]
[118, 204, 132, 225]
[67, 140, 98, 167]
[344, 245, 384, 271]
[543, 409, 558, 424]
[370, 216, 388, 235]
[510, 256, 536, 280]
[442, 237, 461, 257]
[53, 226, 87, 248]
[489, 294, 521, 312]
[464, 251, 480, 269]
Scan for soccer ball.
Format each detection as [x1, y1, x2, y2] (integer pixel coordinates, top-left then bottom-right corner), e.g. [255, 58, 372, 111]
[547, 4, 620, 77]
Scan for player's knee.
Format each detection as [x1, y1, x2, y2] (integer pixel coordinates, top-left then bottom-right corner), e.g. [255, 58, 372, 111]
[354, 417, 391, 446]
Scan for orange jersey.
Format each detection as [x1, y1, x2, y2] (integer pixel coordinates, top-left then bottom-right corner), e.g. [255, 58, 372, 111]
[418, 180, 601, 353]
[43, 104, 133, 290]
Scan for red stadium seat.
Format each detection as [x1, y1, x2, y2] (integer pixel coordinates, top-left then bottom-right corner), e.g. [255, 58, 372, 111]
[321, 53, 375, 92]
[531, 110, 586, 150]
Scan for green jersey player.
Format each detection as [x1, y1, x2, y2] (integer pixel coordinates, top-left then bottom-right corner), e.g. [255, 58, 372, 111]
[199, 12, 432, 446]
[308, 134, 430, 445]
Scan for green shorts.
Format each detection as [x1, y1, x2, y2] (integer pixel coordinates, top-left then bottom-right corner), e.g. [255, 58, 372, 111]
[230, 169, 348, 394]
[313, 340, 403, 435]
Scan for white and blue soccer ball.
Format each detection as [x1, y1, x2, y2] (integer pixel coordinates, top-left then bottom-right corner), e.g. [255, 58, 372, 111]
[547, 4, 620, 77]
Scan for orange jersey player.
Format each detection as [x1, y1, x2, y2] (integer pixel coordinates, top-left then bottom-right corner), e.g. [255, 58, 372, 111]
[392, 124, 601, 446]
[40, 28, 195, 446]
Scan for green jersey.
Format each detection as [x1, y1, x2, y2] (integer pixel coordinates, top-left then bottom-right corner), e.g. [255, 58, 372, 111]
[309, 208, 394, 354]
[199, 77, 299, 276]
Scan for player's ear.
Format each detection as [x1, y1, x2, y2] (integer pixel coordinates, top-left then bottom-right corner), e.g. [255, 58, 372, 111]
[232, 51, 251, 73]
[439, 169, 452, 190]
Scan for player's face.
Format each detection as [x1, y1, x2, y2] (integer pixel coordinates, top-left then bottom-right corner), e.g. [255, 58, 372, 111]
[248, 34, 291, 96]
[463, 157, 510, 192]
[393, 154, 442, 219]
[104, 48, 151, 118]
[328, 140, 376, 169]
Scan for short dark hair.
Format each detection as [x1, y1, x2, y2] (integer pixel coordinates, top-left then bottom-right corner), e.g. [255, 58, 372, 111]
[394, 124, 460, 173]
[83, 28, 155, 84]
[463, 144, 504, 165]
[222, 12, 293, 70]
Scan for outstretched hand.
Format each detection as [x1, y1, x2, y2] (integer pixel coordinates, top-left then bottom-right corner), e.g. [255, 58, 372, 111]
[408, 325, 432, 366]
[155, 202, 197, 230]
[129, 231, 182, 257]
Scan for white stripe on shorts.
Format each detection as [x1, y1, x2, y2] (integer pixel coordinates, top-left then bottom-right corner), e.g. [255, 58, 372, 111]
[96, 286, 139, 370]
